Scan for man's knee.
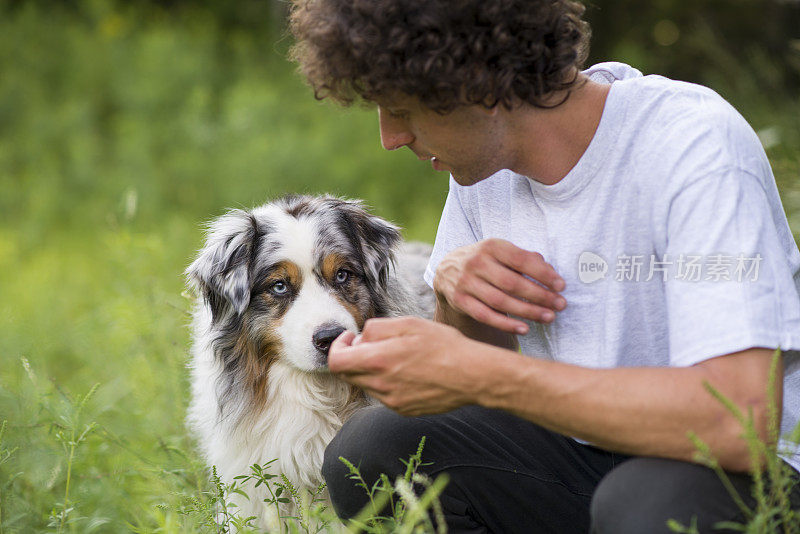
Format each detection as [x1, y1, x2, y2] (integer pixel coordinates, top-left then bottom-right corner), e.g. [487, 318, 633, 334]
[322, 405, 434, 519]
[590, 457, 750, 534]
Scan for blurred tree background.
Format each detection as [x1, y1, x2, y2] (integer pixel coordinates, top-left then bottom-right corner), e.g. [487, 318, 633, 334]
[0, 1, 798, 531]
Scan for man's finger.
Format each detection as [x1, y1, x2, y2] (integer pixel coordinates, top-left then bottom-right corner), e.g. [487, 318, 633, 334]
[486, 239, 565, 291]
[327, 344, 364, 374]
[467, 279, 560, 324]
[331, 330, 357, 351]
[328, 337, 394, 374]
[341, 374, 392, 396]
[359, 316, 427, 342]
[472, 259, 566, 312]
[459, 294, 532, 334]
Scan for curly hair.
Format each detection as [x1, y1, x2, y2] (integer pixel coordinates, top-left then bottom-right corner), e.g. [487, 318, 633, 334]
[289, 0, 591, 112]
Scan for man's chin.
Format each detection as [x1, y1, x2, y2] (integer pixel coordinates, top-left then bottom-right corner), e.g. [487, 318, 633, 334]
[451, 170, 495, 187]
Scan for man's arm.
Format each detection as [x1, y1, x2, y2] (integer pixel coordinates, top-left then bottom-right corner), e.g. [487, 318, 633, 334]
[329, 318, 781, 473]
[478, 341, 780, 472]
[434, 294, 518, 350]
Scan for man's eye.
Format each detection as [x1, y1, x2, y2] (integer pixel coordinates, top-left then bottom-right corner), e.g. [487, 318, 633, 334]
[334, 269, 351, 284]
[269, 280, 289, 295]
[386, 108, 408, 120]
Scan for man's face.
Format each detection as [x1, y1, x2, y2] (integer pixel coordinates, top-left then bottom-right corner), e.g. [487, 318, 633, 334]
[376, 96, 510, 186]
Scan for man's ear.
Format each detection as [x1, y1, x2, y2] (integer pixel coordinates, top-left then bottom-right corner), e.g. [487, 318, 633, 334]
[186, 210, 259, 319]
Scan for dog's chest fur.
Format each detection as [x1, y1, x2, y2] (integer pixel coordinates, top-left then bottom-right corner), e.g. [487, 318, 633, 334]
[189, 326, 369, 486]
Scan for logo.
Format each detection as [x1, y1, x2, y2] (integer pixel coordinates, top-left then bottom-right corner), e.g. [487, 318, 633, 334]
[578, 252, 608, 283]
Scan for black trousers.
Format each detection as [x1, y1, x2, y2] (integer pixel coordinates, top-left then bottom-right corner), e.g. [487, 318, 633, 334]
[322, 405, 800, 533]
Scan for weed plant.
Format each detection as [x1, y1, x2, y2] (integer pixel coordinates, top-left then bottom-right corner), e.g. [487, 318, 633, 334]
[171, 437, 447, 534]
[1, 2, 799, 533]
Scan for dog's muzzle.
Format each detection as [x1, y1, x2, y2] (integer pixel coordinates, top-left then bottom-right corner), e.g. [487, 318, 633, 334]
[312, 323, 347, 359]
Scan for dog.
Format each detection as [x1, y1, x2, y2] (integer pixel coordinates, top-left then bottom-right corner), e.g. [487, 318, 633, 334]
[185, 194, 434, 527]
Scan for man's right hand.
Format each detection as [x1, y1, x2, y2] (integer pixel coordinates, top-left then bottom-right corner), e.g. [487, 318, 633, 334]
[432, 238, 567, 335]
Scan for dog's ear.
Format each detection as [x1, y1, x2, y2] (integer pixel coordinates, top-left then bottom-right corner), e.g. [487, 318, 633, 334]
[337, 200, 402, 288]
[186, 210, 259, 319]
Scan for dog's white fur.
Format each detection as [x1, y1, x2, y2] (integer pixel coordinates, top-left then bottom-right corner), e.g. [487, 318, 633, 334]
[186, 196, 433, 528]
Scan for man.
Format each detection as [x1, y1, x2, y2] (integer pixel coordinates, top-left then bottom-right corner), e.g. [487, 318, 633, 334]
[289, 1, 800, 532]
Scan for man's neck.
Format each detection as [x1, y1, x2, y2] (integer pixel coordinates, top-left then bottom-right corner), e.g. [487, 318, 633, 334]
[506, 76, 611, 185]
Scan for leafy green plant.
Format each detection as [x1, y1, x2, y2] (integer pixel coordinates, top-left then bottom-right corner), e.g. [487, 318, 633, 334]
[231, 465, 331, 534]
[338, 436, 448, 534]
[0, 420, 19, 534]
[46, 381, 100, 533]
[175, 437, 447, 533]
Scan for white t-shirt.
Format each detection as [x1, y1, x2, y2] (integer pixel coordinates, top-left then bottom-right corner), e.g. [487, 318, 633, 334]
[424, 62, 800, 470]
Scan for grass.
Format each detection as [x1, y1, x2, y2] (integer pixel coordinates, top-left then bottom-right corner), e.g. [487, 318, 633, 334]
[169, 437, 448, 534]
[0, 2, 799, 533]
[49, 382, 100, 532]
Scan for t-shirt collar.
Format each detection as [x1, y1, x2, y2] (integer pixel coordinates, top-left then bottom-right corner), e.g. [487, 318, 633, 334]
[526, 80, 627, 201]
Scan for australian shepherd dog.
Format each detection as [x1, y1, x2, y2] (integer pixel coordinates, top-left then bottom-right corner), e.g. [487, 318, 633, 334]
[185, 195, 433, 527]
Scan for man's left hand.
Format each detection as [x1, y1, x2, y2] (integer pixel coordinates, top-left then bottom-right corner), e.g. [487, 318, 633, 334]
[328, 317, 481, 416]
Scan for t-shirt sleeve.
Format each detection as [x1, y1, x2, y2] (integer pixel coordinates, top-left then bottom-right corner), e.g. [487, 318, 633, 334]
[663, 169, 800, 366]
[423, 176, 481, 289]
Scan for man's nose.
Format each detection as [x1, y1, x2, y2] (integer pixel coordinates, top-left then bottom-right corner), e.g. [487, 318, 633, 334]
[378, 109, 414, 151]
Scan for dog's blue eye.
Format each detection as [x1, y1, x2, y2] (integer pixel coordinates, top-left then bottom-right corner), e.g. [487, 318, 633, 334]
[334, 269, 351, 284]
[269, 280, 289, 295]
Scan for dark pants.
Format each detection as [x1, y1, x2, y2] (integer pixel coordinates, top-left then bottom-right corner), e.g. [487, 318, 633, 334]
[322, 405, 800, 533]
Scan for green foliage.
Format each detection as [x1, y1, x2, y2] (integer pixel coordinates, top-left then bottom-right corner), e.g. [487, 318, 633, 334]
[48, 382, 100, 533]
[0, 420, 19, 533]
[168, 438, 447, 533]
[0, 0, 448, 243]
[667, 516, 700, 534]
[338, 437, 448, 534]
[0, 1, 798, 533]
[584, 1, 800, 99]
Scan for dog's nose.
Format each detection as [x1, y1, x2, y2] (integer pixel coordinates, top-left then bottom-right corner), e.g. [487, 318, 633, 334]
[312, 324, 346, 356]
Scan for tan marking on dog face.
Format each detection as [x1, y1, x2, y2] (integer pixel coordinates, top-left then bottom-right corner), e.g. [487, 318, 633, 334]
[321, 253, 367, 328]
[320, 253, 347, 280]
[241, 260, 305, 409]
[340, 297, 366, 329]
[260, 260, 302, 300]
[234, 311, 283, 412]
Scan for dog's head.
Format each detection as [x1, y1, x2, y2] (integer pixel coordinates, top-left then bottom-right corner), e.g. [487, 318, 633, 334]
[186, 195, 401, 409]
